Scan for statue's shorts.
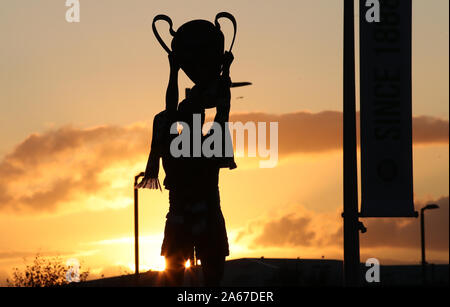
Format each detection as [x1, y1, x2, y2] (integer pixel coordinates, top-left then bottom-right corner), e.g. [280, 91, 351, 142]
[161, 187, 229, 261]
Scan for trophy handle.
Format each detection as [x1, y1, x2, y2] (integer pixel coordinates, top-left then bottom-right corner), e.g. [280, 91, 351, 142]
[152, 15, 176, 54]
[214, 12, 237, 52]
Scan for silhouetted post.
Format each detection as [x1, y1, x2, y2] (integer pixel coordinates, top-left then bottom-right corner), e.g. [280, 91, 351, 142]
[420, 207, 425, 284]
[134, 172, 145, 276]
[343, 0, 360, 287]
[420, 204, 439, 284]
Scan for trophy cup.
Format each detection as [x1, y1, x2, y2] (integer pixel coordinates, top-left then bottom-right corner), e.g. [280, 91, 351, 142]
[152, 12, 251, 107]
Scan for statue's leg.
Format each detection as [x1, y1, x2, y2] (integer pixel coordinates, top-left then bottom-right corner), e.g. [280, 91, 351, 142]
[164, 253, 185, 286]
[162, 189, 193, 286]
[201, 252, 226, 287]
[198, 188, 228, 287]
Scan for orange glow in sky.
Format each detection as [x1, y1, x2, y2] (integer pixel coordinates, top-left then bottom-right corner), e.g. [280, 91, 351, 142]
[0, 1, 448, 284]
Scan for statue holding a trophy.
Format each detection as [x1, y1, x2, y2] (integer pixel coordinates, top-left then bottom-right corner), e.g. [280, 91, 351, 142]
[136, 12, 246, 286]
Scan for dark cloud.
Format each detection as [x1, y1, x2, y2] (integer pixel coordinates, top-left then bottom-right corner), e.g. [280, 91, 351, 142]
[251, 214, 316, 247]
[236, 207, 340, 249]
[360, 196, 449, 251]
[228, 111, 448, 156]
[0, 124, 149, 213]
[230, 111, 343, 154]
[412, 115, 449, 144]
[237, 196, 448, 253]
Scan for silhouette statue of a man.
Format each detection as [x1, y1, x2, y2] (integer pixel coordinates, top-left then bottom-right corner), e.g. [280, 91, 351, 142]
[136, 17, 236, 286]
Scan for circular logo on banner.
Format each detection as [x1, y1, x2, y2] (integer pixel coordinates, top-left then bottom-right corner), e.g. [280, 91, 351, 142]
[377, 158, 398, 182]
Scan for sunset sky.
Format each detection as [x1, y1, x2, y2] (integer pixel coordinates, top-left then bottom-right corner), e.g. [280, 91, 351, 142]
[0, 0, 448, 283]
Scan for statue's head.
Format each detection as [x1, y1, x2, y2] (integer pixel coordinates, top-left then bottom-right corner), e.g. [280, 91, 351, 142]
[152, 12, 236, 85]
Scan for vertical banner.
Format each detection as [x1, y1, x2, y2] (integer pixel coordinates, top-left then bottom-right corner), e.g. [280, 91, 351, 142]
[359, 0, 416, 217]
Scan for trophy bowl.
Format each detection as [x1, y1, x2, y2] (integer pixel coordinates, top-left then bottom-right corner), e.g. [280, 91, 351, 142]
[152, 12, 236, 86]
[171, 20, 224, 85]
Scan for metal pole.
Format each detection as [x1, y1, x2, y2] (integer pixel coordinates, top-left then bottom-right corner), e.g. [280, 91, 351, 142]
[421, 208, 426, 265]
[419, 204, 438, 285]
[420, 207, 426, 284]
[343, 0, 360, 287]
[134, 172, 145, 277]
